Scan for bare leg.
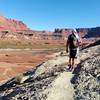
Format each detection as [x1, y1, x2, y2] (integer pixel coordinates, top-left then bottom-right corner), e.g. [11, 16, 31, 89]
[67, 57, 72, 70]
[72, 58, 75, 68]
[68, 57, 71, 65]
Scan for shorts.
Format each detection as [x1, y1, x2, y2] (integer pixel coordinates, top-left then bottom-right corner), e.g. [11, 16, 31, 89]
[69, 49, 77, 58]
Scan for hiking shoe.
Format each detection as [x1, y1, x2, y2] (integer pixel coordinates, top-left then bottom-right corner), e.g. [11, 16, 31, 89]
[67, 64, 72, 71]
[69, 66, 73, 72]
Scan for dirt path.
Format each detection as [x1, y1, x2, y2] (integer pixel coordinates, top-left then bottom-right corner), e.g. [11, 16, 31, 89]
[34, 52, 78, 100]
[46, 72, 74, 100]
[43, 52, 80, 100]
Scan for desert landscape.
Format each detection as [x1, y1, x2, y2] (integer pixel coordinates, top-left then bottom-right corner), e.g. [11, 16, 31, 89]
[0, 49, 54, 83]
[0, 16, 66, 83]
[0, 16, 100, 100]
[0, 0, 100, 99]
[0, 16, 100, 83]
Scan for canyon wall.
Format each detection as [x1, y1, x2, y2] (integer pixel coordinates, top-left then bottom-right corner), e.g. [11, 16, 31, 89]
[0, 16, 100, 44]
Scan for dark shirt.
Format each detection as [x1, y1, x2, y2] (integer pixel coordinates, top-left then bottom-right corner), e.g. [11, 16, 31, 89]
[67, 33, 79, 49]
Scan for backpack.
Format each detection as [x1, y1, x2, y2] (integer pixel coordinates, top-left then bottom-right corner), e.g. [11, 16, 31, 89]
[68, 34, 79, 48]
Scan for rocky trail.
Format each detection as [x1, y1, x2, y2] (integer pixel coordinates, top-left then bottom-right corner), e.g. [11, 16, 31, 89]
[0, 41, 100, 100]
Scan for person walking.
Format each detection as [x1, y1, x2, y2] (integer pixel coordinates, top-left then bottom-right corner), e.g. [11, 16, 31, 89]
[66, 29, 81, 71]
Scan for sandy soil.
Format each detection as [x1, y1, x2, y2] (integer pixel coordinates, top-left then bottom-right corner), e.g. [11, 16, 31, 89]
[46, 72, 74, 100]
[0, 50, 52, 83]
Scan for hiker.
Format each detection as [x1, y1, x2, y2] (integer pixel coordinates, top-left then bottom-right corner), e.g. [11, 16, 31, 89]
[66, 29, 81, 71]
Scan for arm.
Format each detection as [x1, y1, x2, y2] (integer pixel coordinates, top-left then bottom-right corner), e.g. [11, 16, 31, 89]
[66, 39, 69, 53]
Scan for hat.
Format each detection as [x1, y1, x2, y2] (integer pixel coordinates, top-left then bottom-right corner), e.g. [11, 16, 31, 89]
[72, 29, 77, 33]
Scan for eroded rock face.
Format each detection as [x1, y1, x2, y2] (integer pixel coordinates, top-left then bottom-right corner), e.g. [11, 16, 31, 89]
[73, 56, 100, 100]
[0, 16, 64, 41]
[0, 16, 30, 31]
[54, 27, 100, 38]
[72, 43, 100, 100]
[84, 27, 100, 38]
[0, 16, 100, 44]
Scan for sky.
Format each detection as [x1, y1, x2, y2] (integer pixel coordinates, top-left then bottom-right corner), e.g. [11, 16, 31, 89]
[0, 0, 100, 31]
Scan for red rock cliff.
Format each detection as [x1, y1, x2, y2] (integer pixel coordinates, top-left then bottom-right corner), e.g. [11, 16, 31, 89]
[0, 16, 100, 43]
[0, 16, 30, 31]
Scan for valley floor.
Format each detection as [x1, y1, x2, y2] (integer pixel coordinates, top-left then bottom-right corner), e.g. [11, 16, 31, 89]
[0, 49, 55, 84]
